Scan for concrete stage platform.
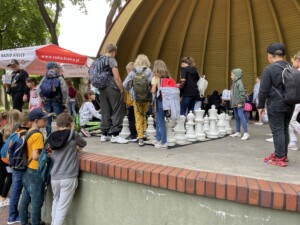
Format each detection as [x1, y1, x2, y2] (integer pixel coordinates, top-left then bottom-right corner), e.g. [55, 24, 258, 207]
[84, 121, 300, 185]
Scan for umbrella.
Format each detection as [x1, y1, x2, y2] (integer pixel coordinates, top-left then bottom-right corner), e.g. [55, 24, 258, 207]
[0, 44, 93, 78]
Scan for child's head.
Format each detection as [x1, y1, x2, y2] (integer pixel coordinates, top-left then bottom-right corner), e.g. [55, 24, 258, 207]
[66, 79, 73, 87]
[26, 77, 38, 89]
[19, 112, 32, 128]
[231, 68, 243, 81]
[126, 62, 134, 73]
[56, 113, 73, 129]
[134, 54, 151, 68]
[153, 60, 170, 78]
[181, 56, 195, 67]
[4, 109, 21, 140]
[28, 108, 49, 129]
[84, 90, 96, 101]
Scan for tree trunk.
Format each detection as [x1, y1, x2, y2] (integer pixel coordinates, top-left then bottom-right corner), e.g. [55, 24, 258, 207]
[106, 0, 122, 33]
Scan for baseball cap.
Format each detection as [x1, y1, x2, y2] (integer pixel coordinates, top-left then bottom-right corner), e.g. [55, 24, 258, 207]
[46, 62, 62, 70]
[7, 59, 19, 67]
[266, 43, 286, 56]
[29, 108, 51, 121]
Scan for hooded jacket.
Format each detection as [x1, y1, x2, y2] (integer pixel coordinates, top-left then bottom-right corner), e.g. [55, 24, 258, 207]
[230, 68, 245, 107]
[48, 129, 86, 180]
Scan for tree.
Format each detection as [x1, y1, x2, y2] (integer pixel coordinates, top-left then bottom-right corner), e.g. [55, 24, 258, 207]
[37, 0, 88, 46]
[106, 0, 128, 33]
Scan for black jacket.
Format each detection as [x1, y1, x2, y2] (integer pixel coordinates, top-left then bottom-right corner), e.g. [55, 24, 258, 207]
[10, 69, 30, 95]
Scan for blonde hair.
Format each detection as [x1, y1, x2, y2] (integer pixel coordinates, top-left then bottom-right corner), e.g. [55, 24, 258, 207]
[153, 60, 170, 78]
[134, 54, 151, 68]
[3, 109, 21, 141]
[105, 43, 117, 53]
[126, 62, 134, 73]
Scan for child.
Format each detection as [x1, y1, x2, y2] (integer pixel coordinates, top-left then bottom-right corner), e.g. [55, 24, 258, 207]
[79, 90, 102, 137]
[123, 54, 153, 147]
[229, 68, 250, 140]
[7, 112, 32, 224]
[19, 107, 49, 225]
[26, 77, 43, 112]
[48, 113, 86, 225]
[125, 62, 138, 142]
[66, 79, 77, 117]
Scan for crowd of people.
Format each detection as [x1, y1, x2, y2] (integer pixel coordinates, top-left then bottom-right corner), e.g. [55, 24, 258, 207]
[0, 42, 299, 224]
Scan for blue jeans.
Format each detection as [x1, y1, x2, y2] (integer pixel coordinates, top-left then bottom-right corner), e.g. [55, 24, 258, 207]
[8, 170, 24, 222]
[20, 169, 45, 225]
[156, 98, 167, 144]
[233, 107, 248, 133]
[180, 96, 197, 115]
[68, 101, 76, 117]
[44, 100, 63, 136]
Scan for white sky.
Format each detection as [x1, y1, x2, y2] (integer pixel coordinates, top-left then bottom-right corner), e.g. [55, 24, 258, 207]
[59, 0, 110, 57]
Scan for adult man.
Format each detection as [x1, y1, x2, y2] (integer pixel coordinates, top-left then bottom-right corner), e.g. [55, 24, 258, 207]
[258, 43, 295, 167]
[6, 59, 29, 111]
[37, 62, 67, 136]
[99, 43, 128, 144]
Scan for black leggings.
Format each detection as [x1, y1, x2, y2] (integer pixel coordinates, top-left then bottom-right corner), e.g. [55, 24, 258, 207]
[0, 159, 12, 198]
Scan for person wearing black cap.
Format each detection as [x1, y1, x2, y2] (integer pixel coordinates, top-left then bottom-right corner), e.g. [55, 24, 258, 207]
[258, 43, 295, 167]
[6, 59, 30, 112]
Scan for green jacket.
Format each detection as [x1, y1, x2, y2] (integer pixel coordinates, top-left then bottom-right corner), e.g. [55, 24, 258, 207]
[230, 68, 245, 107]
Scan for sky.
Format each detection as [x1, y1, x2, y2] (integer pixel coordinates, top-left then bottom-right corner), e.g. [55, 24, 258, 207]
[59, 0, 110, 57]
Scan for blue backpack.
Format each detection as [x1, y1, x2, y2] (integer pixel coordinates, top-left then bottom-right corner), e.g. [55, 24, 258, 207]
[40, 75, 61, 98]
[9, 130, 41, 171]
[38, 140, 53, 186]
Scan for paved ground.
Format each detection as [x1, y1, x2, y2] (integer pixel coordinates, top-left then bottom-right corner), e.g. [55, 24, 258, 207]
[85, 121, 300, 184]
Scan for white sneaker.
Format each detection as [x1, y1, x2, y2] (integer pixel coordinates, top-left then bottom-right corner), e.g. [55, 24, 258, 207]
[100, 135, 110, 142]
[0, 199, 9, 208]
[265, 137, 274, 143]
[241, 133, 250, 140]
[288, 143, 298, 151]
[254, 122, 264, 125]
[111, 135, 129, 144]
[155, 143, 168, 149]
[230, 132, 241, 137]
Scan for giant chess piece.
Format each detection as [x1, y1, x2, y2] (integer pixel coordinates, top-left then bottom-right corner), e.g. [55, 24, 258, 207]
[206, 105, 219, 139]
[195, 109, 206, 141]
[217, 113, 227, 137]
[186, 111, 197, 142]
[119, 116, 131, 138]
[166, 119, 176, 146]
[174, 115, 188, 145]
[203, 115, 210, 134]
[146, 115, 156, 140]
[225, 114, 233, 134]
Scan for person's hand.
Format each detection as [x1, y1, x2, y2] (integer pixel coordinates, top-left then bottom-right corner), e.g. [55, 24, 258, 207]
[237, 104, 242, 108]
[23, 95, 28, 102]
[258, 108, 265, 116]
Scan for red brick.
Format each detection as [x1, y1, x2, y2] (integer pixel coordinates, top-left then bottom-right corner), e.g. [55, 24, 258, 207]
[108, 158, 125, 178]
[135, 163, 153, 184]
[205, 173, 217, 198]
[279, 183, 297, 212]
[121, 161, 138, 181]
[99, 157, 118, 177]
[227, 175, 237, 201]
[289, 184, 300, 212]
[128, 162, 145, 182]
[90, 155, 107, 174]
[177, 169, 191, 193]
[168, 168, 183, 191]
[196, 171, 207, 196]
[84, 154, 101, 173]
[268, 181, 284, 210]
[114, 160, 133, 179]
[216, 174, 226, 200]
[247, 178, 259, 206]
[237, 176, 248, 204]
[79, 158, 85, 171]
[151, 166, 167, 187]
[96, 156, 114, 176]
[185, 170, 199, 194]
[159, 167, 175, 189]
[143, 164, 161, 185]
[257, 180, 272, 208]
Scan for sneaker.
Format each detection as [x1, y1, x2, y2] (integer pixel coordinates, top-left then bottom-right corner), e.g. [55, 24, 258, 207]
[155, 143, 168, 149]
[154, 140, 161, 148]
[100, 135, 110, 142]
[0, 199, 10, 208]
[138, 139, 144, 147]
[241, 133, 250, 140]
[288, 143, 298, 151]
[254, 122, 263, 125]
[143, 131, 148, 141]
[7, 218, 21, 224]
[230, 132, 241, 137]
[265, 137, 273, 143]
[81, 128, 91, 137]
[111, 135, 129, 144]
[264, 153, 289, 163]
[125, 134, 138, 142]
[265, 157, 287, 167]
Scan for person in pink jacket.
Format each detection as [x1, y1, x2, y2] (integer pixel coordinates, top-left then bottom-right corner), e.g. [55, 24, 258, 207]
[26, 77, 43, 111]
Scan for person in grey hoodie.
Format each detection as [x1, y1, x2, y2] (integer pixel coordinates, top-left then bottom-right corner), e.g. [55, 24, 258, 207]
[48, 113, 86, 225]
[229, 68, 250, 140]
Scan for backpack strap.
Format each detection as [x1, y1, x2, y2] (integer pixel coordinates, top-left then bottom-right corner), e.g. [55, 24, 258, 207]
[25, 129, 43, 166]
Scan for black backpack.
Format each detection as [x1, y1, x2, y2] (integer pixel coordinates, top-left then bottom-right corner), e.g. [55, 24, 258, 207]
[89, 56, 112, 89]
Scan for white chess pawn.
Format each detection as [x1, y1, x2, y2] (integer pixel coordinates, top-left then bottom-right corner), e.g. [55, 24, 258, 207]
[174, 115, 187, 145]
[166, 119, 176, 146]
[225, 114, 233, 134]
[195, 109, 206, 141]
[186, 111, 197, 142]
[203, 115, 210, 133]
[146, 115, 156, 140]
[119, 116, 131, 138]
[217, 113, 227, 137]
[207, 105, 219, 139]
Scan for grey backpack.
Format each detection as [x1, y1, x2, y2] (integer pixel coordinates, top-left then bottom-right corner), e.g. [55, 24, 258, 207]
[89, 56, 112, 89]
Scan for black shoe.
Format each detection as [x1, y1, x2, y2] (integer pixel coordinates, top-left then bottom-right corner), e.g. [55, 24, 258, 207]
[125, 134, 138, 142]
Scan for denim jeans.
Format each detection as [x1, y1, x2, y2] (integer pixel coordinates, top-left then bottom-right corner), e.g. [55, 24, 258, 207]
[8, 170, 24, 222]
[20, 168, 45, 225]
[68, 101, 76, 117]
[180, 96, 197, 115]
[44, 100, 63, 136]
[233, 107, 248, 133]
[156, 98, 167, 144]
[267, 100, 294, 158]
